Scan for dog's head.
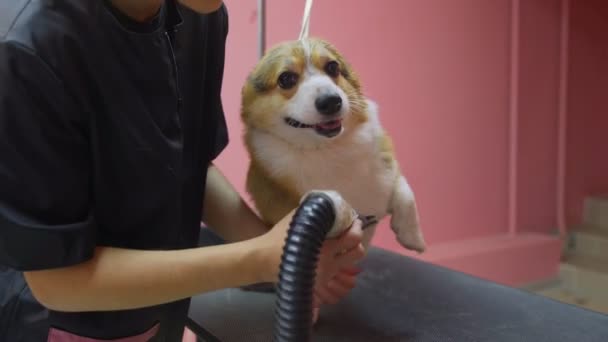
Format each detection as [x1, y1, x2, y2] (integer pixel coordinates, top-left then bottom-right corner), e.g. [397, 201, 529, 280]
[241, 38, 368, 148]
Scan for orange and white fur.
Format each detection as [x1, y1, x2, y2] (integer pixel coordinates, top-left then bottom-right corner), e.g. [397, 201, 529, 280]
[240, 38, 426, 253]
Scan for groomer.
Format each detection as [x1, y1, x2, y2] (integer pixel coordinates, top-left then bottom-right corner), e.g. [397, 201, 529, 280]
[0, 1, 364, 340]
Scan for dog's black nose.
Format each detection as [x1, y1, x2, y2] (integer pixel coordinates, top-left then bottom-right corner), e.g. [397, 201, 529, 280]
[315, 94, 342, 115]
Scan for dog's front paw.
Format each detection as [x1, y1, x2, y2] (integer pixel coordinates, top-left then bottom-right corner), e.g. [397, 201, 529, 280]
[388, 175, 426, 253]
[391, 205, 426, 253]
[394, 223, 426, 253]
[391, 194, 426, 253]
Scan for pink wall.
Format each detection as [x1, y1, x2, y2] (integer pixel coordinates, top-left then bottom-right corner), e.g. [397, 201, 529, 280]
[216, 0, 514, 246]
[215, 0, 605, 250]
[566, 0, 608, 225]
[510, 0, 608, 232]
[214, 1, 257, 194]
[516, 0, 562, 233]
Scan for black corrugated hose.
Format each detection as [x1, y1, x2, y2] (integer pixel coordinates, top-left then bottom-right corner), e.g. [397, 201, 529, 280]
[273, 192, 336, 342]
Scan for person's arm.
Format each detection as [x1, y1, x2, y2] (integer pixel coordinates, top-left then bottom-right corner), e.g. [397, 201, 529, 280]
[24, 215, 286, 313]
[24, 237, 269, 312]
[24, 210, 364, 312]
[202, 164, 270, 242]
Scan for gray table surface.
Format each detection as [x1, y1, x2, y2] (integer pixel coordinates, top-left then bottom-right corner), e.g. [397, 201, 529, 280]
[188, 247, 608, 341]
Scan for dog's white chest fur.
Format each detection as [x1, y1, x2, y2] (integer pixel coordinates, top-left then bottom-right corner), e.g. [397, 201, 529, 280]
[250, 113, 396, 219]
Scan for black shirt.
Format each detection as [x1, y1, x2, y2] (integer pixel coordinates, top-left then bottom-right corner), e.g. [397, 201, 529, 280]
[0, 0, 229, 340]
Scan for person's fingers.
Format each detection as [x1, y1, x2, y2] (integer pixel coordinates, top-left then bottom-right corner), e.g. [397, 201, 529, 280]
[343, 219, 363, 243]
[335, 243, 366, 269]
[327, 277, 354, 298]
[352, 218, 363, 231]
[315, 276, 354, 306]
[340, 265, 363, 276]
[313, 293, 322, 308]
[334, 271, 358, 289]
[316, 219, 366, 283]
[312, 307, 320, 324]
[314, 267, 361, 308]
[315, 284, 340, 305]
[325, 219, 363, 248]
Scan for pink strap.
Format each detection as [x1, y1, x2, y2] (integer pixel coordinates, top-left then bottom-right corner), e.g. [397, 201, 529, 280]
[47, 323, 159, 342]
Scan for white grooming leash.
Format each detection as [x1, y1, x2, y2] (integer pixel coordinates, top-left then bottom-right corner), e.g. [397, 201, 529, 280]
[298, 0, 313, 40]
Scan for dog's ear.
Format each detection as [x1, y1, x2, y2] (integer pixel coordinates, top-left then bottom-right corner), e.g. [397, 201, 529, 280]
[247, 52, 281, 93]
[245, 41, 306, 93]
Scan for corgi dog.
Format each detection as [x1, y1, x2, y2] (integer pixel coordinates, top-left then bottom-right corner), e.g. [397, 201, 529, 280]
[240, 38, 426, 253]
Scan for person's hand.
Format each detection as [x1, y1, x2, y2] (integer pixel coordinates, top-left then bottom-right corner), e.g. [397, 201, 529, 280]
[257, 211, 366, 288]
[257, 210, 365, 324]
[311, 219, 365, 322]
[314, 218, 364, 286]
[314, 265, 362, 305]
[312, 265, 362, 322]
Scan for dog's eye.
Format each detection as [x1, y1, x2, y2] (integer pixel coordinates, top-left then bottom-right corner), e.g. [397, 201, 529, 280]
[325, 61, 340, 78]
[277, 72, 299, 89]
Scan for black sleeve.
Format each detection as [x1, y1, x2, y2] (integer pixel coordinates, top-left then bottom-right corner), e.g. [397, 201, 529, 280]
[208, 3, 230, 161]
[0, 42, 96, 271]
[210, 101, 229, 161]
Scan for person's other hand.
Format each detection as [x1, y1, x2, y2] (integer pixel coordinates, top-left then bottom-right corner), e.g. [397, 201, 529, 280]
[258, 211, 365, 287]
[258, 211, 365, 324]
[311, 220, 365, 322]
[312, 265, 362, 323]
[314, 218, 364, 285]
[314, 265, 362, 306]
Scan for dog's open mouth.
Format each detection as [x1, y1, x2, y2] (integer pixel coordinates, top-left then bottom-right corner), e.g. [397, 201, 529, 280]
[284, 117, 343, 138]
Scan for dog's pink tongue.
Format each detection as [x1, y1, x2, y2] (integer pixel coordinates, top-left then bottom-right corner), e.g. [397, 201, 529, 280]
[316, 119, 342, 129]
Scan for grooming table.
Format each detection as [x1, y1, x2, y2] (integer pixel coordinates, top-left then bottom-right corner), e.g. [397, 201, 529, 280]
[187, 241, 608, 342]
